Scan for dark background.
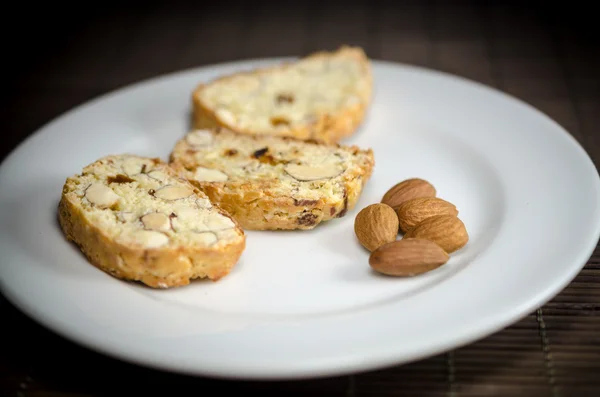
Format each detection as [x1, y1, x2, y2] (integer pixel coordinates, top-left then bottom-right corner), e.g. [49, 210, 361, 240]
[1, 1, 599, 396]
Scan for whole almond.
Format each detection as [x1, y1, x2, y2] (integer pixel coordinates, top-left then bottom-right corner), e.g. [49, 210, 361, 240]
[369, 238, 449, 276]
[396, 197, 458, 233]
[404, 215, 469, 253]
[354, 203, 399, 252]
[381, 178, 436, 209]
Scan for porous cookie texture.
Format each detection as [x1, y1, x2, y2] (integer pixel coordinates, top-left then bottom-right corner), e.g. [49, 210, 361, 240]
[191, 46, 372, 144]
[169, 128, 375, 230]
[58, 154, 246, 288]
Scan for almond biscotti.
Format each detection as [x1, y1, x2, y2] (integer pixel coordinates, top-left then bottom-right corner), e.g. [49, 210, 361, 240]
[192, 46, 372, 144]
[58, 154, 246, 288]
[169, 128, 375, 231]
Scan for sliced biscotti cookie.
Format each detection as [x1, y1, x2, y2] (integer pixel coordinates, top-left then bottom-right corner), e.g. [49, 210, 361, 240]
[57, 154, 246, 288]
[169, 128, 375, 231]
[192, 45, 372, 144]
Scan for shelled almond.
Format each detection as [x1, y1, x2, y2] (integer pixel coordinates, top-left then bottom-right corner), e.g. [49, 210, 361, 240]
[380, 178, 436, 209]
[395, 197, 458, 233]
[369, 238, 449, 276]
[354, 203, 399, 252]
[403, 214, 468, 254]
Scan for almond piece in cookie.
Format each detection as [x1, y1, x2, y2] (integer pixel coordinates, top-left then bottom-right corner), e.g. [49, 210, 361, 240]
[57, 154, 246, 288]
[284, 164, 344, 181]
[169, 127, 375, 231]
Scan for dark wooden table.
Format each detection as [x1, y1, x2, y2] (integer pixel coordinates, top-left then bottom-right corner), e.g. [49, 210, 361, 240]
[2, 1, 599, 396]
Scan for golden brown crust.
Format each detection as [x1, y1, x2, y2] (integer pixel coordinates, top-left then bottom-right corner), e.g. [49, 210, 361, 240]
[57, 155, 246, 288]
[169, 128, 375, 231]
[191, 46, 372, 144]
[191, 170, 372, 231]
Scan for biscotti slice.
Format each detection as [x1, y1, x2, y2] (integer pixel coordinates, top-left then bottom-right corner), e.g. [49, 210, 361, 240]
[192, 45, 372, 144]
[58, 154, 246, 288]
[169, 128, 375, 231]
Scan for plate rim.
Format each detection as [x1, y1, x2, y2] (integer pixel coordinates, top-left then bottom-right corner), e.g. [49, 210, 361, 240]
[1, 57, 599, 380]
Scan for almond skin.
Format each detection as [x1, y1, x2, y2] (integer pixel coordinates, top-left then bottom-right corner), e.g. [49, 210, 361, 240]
[396, 197, 459, 233]
[381, 178, 436, 209]
[404, 215, 469, 254]
[354, 203, 399, 252]
[369, 238, 449, 276]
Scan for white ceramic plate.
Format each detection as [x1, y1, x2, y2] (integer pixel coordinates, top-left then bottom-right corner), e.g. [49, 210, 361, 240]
[1, 58, 599, 380]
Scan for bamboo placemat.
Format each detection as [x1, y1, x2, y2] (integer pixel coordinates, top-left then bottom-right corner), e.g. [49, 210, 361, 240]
[1, 2, 598, 396]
